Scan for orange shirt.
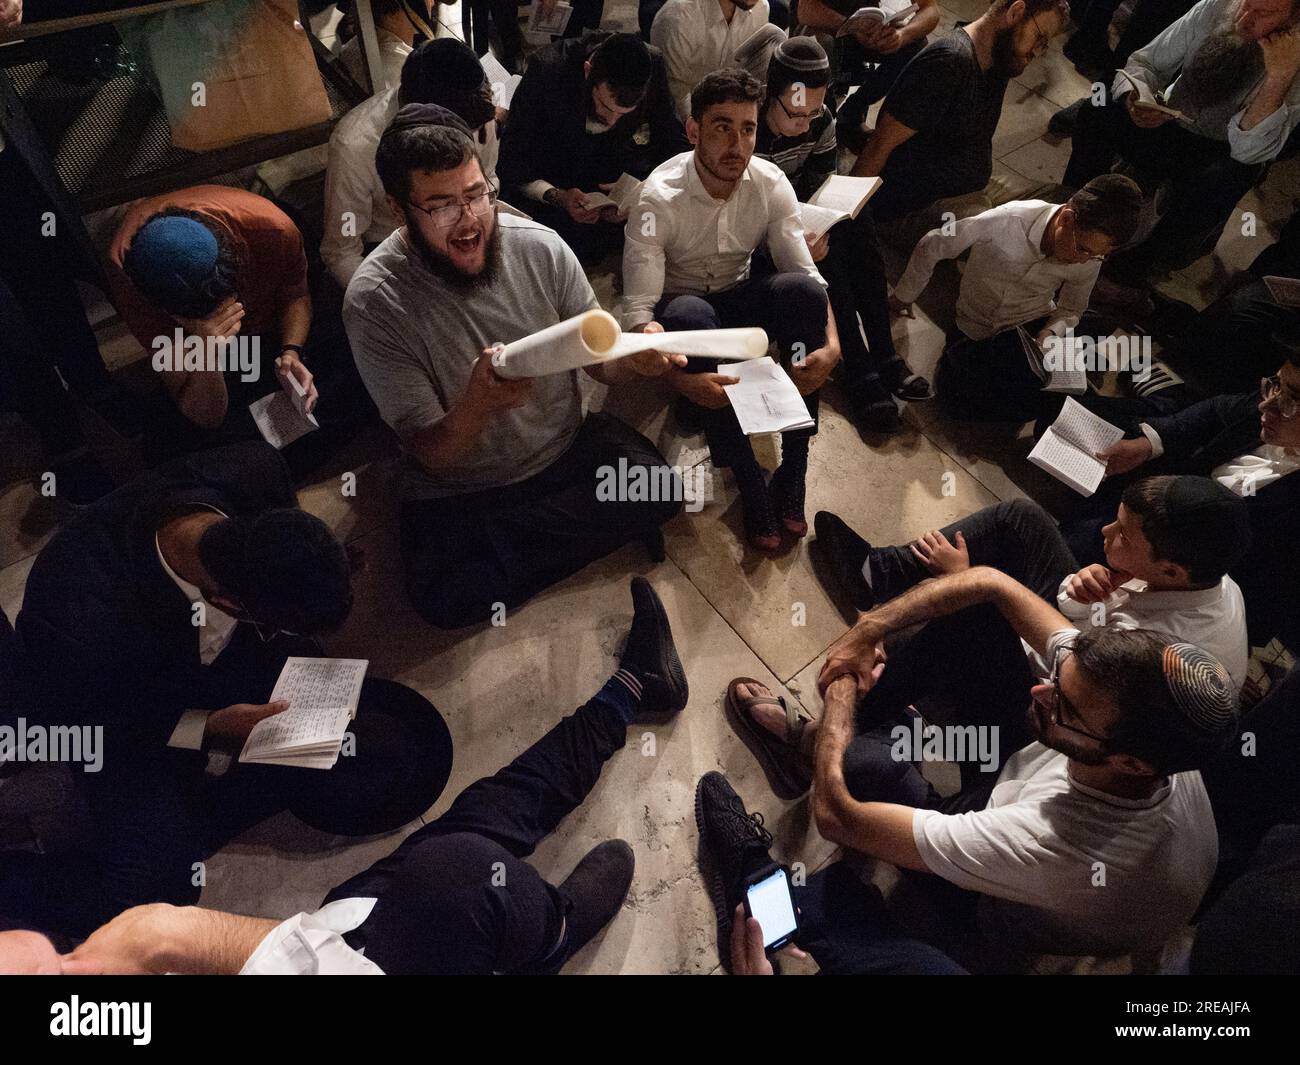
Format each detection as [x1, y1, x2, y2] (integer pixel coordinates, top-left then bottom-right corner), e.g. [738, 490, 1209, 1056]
[107, 185, 309, 350]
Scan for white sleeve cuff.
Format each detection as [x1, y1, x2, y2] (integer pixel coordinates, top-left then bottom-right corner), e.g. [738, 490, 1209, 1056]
[1138, 421, 1165, 458]
[167, 710, 211, 751]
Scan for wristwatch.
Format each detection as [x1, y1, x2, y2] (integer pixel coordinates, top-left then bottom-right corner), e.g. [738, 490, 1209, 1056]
[280, 343, 305, 357]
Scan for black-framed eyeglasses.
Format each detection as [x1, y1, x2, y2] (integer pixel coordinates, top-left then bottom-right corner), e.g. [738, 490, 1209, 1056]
[406, 184, 499, 230]
[227, 596, 301, 644]
[1029, 12, 1051, 56]
[1044, 646, 1110, 744]
[1260, 375, 1300, 419]
[775, 95, 821, 124]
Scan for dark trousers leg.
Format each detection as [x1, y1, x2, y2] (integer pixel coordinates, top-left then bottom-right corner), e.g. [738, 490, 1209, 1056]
[858, 605, 1038, 787]
[0, 327, 87, 458]
[935, 320, 1051, 423]
[870, 497, 1080, 603]
[793, 862, 967, 974]
[655, 273, 828, 469]
[1190, 278, 1300, 393]
[1107, 154, 1264, 281]
[401, 413, 681, 628]
[821, 211, 902, 399]
[325, 685, 631, 974]
[529, 201, 626, 266]
[638, 0, 666, 38]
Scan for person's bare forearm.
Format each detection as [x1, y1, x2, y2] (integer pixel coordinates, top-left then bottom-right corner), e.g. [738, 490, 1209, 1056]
[279, 294, 312, 351]
[900, 4, 939, 45]
[153, 906, 279, 975]
[1241, 74, 1295, 130]
[811, 675, 927, 867]
[409, 398, 491, 471]
[170, 370, 228, 429]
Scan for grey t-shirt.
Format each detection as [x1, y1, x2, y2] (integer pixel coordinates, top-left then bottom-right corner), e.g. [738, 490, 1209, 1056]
[343, 214, 598, 499]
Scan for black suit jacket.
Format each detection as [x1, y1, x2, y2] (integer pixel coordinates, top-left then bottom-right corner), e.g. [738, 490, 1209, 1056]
[1145, 394, 1300, 648]
[15, 442, 297, 760]
[496, 32, 688, 205]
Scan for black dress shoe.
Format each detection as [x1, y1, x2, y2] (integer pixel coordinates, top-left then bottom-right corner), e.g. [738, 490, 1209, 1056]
[811, 511, 875, 619]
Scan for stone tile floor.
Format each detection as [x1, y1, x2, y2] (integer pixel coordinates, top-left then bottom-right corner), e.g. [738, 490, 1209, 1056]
[1, 2, 1297, 973]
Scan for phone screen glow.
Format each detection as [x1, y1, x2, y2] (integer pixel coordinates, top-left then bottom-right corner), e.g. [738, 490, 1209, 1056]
[747, 869, 797, 947]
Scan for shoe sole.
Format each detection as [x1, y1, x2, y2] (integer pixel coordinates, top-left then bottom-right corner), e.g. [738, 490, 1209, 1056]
[633, 578, 689, 721]
[694, 776, 736, 974]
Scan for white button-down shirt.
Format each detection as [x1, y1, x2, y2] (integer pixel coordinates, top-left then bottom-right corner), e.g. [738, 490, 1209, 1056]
[651, 0, 771, 119]
[1117, 0, 1300, 166]
[321, 88, 501, 288]
[893, 199, 1100, 342]
[239, 897, 384, 975]
[621, 150, 823, 328]
[339, 28, 412, 94]
[1026, 575, 1249, 690]
[1212, 444, 1300, 496]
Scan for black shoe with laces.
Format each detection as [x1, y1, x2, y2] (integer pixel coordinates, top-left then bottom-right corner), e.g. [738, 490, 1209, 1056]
[695, 771, 779, 972]
[621, 576, 689, 720]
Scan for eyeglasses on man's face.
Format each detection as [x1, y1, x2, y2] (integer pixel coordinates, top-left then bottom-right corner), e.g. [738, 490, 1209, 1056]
[1260, 375, 1300, 420]
[1041, 646, 1111, 744]
[407, 185, 498, 230]
[775, 95, 820, 124]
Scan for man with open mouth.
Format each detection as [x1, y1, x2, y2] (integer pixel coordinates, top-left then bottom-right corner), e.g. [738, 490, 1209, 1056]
[344, 105, 683, 630]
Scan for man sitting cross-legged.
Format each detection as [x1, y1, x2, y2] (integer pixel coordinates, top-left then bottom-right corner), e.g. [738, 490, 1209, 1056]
[734, 481, 1249, 799]
[622, 68, 840, 551]
[1, 578, 688, 975]
[717, 568, 1238, 966]
[344, 105, 684, 630]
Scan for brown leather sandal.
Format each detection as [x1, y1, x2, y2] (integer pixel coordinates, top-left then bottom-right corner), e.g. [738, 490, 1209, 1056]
[724, 677, 814, 800]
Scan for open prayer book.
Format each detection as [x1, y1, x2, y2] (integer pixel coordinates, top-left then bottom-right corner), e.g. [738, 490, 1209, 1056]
[1113, 69, 1183, 119]
[1028, 397, 1124, 497]
[836, 2, 918, 34]
[719, 356, 816, 435]
[491, 309, 768, 378]
[578, 173, 644, 214]
[250, 374, 318, 450]
[480, 51, 522, 109]
[799, 174, 882, 241]
[526, 0, 572, 42]
[1019, 327, 1088, 394]
[239, 657, 368, 770]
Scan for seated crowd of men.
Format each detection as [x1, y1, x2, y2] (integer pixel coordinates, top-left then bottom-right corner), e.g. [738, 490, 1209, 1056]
[1, 0, 1299, 975]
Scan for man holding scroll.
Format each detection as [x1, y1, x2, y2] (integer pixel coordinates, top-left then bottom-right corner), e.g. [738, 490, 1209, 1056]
[344, 105, 682, 629]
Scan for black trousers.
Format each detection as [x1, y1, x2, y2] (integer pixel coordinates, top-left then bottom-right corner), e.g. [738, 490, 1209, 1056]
[858, 497, 1075, 759]
[325, 681, 632, 974]
[820, 210, 904, 398]
[0, 630, 451, 941]
[936, 317, 1054, 424]
[654, 272, 828, 469]
[529, 200, 627, 266]
[401, 412, 681, 629]
[1184, 276, 1300, 394]
[1064, 94, 1265, 278]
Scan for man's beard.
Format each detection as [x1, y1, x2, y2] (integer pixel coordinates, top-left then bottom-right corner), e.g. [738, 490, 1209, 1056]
[1177, 17, 1263, 112]
[991, 26, 1026, 77]
[1026, 703, 1111, 766]
[408, 213, 502, 292]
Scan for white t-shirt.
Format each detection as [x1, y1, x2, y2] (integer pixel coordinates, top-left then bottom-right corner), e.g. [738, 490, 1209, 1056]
[913, 632, 1219, 957]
